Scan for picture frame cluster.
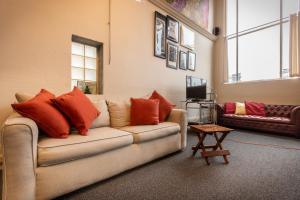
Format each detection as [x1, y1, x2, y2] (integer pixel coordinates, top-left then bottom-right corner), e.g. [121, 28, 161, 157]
[154, 11, 196, 71]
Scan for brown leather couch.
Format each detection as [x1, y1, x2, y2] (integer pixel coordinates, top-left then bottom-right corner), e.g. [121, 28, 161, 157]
[216, 104, 300, 138]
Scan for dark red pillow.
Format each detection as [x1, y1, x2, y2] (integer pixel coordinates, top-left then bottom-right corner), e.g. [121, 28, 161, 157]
[130, 98, 159, 126]
[149, 90, 175, 122]
[245, 101, 266, 116]
[224, 102, 236, 114]
[52, 87, 100, 135]
[12, 89, 70, 138]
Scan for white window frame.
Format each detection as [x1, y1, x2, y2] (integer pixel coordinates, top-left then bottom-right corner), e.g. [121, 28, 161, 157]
[71, 35, 103, 94]
[225, 0, 300, 83]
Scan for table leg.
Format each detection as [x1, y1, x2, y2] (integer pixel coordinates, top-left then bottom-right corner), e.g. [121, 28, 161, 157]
[199, 134, 210, 165]
[192, 142, 201, 156]
[213, 132, 229, 164]
[192, 133, 206, 156]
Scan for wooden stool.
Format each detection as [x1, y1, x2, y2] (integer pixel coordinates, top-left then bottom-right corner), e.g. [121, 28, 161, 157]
[191, 124, 233, 165]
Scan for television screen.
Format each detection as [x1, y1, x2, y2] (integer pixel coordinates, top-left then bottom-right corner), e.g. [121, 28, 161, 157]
[186, 76, 207, 100]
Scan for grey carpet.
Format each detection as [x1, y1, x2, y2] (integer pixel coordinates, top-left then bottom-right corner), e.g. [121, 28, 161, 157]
[2, 130, 300, 200]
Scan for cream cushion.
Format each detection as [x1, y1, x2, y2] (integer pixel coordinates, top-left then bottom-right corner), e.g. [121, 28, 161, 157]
[37, 127, 133, 166]
[15, 93, 33, 102]
[108, 100, 131, 127]
[120, 122, 180, 144]
[235, 102, 246, 115]
[86, 95, 110, 128]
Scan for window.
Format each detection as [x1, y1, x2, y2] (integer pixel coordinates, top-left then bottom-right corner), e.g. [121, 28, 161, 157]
[71, 35, 103, 94]
[226, 0, 299, 83]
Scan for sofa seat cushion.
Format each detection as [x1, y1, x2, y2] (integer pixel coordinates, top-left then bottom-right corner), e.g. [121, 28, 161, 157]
[120, 122, 180, 144]
[223, 114, 292, 124]
[37, 127, 133, 166]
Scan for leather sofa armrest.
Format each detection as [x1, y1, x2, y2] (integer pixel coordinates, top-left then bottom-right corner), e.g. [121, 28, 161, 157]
[291, 106, 300, 137]
[167, 109, 187, 149]
[215, 104, 225, 123]
[1, 113, 38, 200]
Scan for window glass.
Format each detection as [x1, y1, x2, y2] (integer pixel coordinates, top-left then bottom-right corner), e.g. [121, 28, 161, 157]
[71, 67, 84, 80]
[85, 46, 97, 58]
[282, 21, 290, 78]
[283, 0, 299, 18]
[71, 41, 99, 93]
[238, 26, 280, 81]
[226, 0, 297, 82]
[238, 0, 280, 32]
[226, 0, 237, 35]
[227, 38, 237, 82]
[85, 69, 96, 81]
[71, 55, 84, 68]
[72, 42, 84, 56]
[85, 57, 96, 69]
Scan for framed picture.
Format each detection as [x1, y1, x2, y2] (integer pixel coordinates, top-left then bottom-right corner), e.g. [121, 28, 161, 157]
[154, 11, 166, 59]
[166, 16, 179, 43]
[180, 25, 195, 50]
[167, 42, 178, 69]
[187, 51, 196, 71]
[179, 51, 187, 70]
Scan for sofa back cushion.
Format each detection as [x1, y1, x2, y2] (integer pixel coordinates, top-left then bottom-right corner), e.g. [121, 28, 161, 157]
[130, 98, 159, 126]
[15, 93, 32, 103]
[86, 95, 110, 128]
[245, 101, 266, 116]
[52, 87, 100, 135]
[149, 90, 175, 122]
[107, 100, 131, 128]
[265, 104, 295, 118]
[224, 102, 236, 114]
[12, 89, 70, 138]
[235, 102, 246, 115]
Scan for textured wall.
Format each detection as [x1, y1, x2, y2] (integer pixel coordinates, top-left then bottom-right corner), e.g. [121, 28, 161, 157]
[0, 0, 214, 124]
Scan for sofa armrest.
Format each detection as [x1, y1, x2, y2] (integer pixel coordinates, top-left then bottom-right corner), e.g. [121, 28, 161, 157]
[1, 113, 38, 200]
[291, 106, 300, 137]
[215, 104, 225, 124]
[167, 109, 187, 149]
[291, 106, 300, 123]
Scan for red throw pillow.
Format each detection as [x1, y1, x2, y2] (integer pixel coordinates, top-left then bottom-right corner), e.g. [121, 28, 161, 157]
[224, 102, 236, 114]
[245, 101, 266, 116]
[11, 89, 70, 138]
[130, 98, 159, 126]
[149, 90, 175, 122]
[52, 87, 100, 135]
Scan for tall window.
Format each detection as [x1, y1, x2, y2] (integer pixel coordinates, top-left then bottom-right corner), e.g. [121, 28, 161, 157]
[226, 0, 299, 83]
[71, 35, 103, 94]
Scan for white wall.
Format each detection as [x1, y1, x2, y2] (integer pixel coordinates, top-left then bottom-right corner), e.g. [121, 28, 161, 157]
[0, 0, 215, 124]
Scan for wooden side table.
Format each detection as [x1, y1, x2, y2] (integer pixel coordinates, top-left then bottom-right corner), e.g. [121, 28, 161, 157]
[190, 124, 233, 165]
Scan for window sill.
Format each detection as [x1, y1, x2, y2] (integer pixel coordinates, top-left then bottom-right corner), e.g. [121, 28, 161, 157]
[224, 77, 300, 85]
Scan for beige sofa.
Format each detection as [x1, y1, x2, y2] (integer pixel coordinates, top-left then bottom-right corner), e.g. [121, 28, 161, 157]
[1, 95, 187, 200]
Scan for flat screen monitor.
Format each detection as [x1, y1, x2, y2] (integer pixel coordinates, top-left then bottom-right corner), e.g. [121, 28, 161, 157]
[186, 76, 207, 100]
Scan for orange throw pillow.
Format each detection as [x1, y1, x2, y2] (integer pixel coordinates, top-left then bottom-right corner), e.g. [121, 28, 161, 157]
[52, 87, 100, 135]
[11, 89, 70, 138]
[149, 90, 175, 122]
[130, 98, 159, 126]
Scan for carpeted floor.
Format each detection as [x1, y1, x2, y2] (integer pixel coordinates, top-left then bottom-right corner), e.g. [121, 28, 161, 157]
[2, 130, 300, 200]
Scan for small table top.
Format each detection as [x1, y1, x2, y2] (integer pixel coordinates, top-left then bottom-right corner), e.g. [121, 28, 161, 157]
[191, 124, 234, 133]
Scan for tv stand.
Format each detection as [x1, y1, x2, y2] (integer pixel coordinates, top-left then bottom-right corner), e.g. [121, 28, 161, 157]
[182, 96, 216, 125]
